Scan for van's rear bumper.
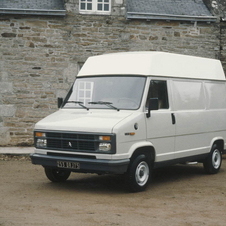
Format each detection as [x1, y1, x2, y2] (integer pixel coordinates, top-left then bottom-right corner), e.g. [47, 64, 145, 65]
[30, 153, 130, 174]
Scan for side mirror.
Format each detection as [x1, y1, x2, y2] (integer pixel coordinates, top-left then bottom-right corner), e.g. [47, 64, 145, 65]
[146, 98, 159, 118]
[57, 97, 63, 108]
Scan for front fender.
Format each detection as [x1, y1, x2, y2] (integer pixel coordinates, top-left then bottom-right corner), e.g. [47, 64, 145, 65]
[128, 141, 154, 158]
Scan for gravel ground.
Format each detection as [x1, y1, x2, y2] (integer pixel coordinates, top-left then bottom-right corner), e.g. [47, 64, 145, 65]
[0, 155, 226, 226]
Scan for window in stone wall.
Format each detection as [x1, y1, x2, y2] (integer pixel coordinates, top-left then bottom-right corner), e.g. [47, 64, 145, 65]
[76, 81, 94, 105]
[79, 0, 111, 14]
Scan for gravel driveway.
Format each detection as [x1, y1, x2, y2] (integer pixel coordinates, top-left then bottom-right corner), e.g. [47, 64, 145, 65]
[0, 155, 226, 226]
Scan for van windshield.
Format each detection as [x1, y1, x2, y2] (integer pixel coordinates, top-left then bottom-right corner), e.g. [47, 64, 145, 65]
[64, 76, 146, 110]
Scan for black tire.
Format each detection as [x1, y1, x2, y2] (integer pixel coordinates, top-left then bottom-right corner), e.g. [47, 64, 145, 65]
[44, 167, 71, 182]
[126, 154, 151, 192]
[203, 144, 222, 174]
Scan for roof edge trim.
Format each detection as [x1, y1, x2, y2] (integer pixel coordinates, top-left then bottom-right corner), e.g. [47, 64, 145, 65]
[0, 8, 66, 16]
[127, 12, 217, 22]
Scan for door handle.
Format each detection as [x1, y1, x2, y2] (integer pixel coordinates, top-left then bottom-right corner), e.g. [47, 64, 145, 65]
[171, 113, 176, 125]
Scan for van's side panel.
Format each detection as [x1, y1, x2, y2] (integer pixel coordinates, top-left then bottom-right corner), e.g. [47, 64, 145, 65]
[171, 79, 226, 159]
[205, 81, 226, 151]
[205, 82, 226, 110]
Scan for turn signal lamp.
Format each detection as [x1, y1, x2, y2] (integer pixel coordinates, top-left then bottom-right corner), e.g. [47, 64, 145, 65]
[99, 136, 111, 141]
[35, 132, 46, 137]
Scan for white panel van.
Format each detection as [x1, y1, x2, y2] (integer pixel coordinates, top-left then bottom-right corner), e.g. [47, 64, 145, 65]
[31, 52, 226, 192]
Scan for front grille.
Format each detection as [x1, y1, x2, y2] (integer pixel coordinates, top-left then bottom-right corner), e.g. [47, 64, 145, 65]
[45, 132, 96, 152]
[35, 131, 116, 154]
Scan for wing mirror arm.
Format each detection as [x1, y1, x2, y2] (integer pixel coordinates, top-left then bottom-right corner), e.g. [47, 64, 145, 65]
[146, 98, 159, 118]
[58, 97, 63, 108]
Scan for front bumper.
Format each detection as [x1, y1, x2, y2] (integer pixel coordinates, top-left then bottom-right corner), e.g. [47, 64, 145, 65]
[30, 153, 130, 174]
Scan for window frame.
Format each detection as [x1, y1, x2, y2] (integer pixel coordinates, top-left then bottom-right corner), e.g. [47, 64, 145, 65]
[79, 0, 111, 15]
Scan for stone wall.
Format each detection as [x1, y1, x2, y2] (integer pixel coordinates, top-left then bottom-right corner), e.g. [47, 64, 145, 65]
[0, 0, 224, 146]
[221, 22, 226, 70]
[203, 0, 226, 69]
[204, 0, 226, 19]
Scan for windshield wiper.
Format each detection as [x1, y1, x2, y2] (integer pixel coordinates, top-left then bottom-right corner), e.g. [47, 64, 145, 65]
[67, 101, 89, 110]
[88, 101, 120, 111]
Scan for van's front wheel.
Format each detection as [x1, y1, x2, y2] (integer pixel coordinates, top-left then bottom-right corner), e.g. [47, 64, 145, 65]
[203, 144, 222, 174]
[44, 167, 71, 182]
[126, 154, 151, 192]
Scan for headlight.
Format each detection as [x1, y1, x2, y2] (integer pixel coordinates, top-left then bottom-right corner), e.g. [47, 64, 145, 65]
[99, 143, 111, 152]
[36, 138, 47, 148]
[35, 132, 47, 148]
[98, 136, 112, 152]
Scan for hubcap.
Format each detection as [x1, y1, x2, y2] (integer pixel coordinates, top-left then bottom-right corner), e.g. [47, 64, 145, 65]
[135, 161, 149, 186]
[212, 149, 221, 169]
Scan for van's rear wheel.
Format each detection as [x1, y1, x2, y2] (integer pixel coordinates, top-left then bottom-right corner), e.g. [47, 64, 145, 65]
[44, 167, 71, 182]
[126, 154, 151, 192]
[203, 144, 222, 174]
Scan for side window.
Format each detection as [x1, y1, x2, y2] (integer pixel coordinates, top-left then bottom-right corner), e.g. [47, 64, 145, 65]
[146, 80, 169, 109]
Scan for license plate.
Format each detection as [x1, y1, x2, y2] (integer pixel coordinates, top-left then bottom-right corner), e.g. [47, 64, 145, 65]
[57, 161, 80, 169]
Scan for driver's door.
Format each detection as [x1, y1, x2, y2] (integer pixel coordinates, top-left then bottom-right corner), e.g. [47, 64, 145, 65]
[145, 79, 176, 162]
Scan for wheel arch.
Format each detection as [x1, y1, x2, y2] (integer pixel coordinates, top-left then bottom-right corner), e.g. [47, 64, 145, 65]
[211, 138, 224, 152]
[129, 144, 156, 166]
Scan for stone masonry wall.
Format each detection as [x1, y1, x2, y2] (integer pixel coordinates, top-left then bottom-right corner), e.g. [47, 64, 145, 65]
[203, 0, 226, 69]
[221, 22, 226, 70]
[0, 0, 223, 146]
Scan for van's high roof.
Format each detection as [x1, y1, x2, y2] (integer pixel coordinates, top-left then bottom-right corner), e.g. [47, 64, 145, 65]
[78, 51, 225, 81]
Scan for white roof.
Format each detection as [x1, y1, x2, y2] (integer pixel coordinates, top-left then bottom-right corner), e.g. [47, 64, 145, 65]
[78, 51, 225, 81]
